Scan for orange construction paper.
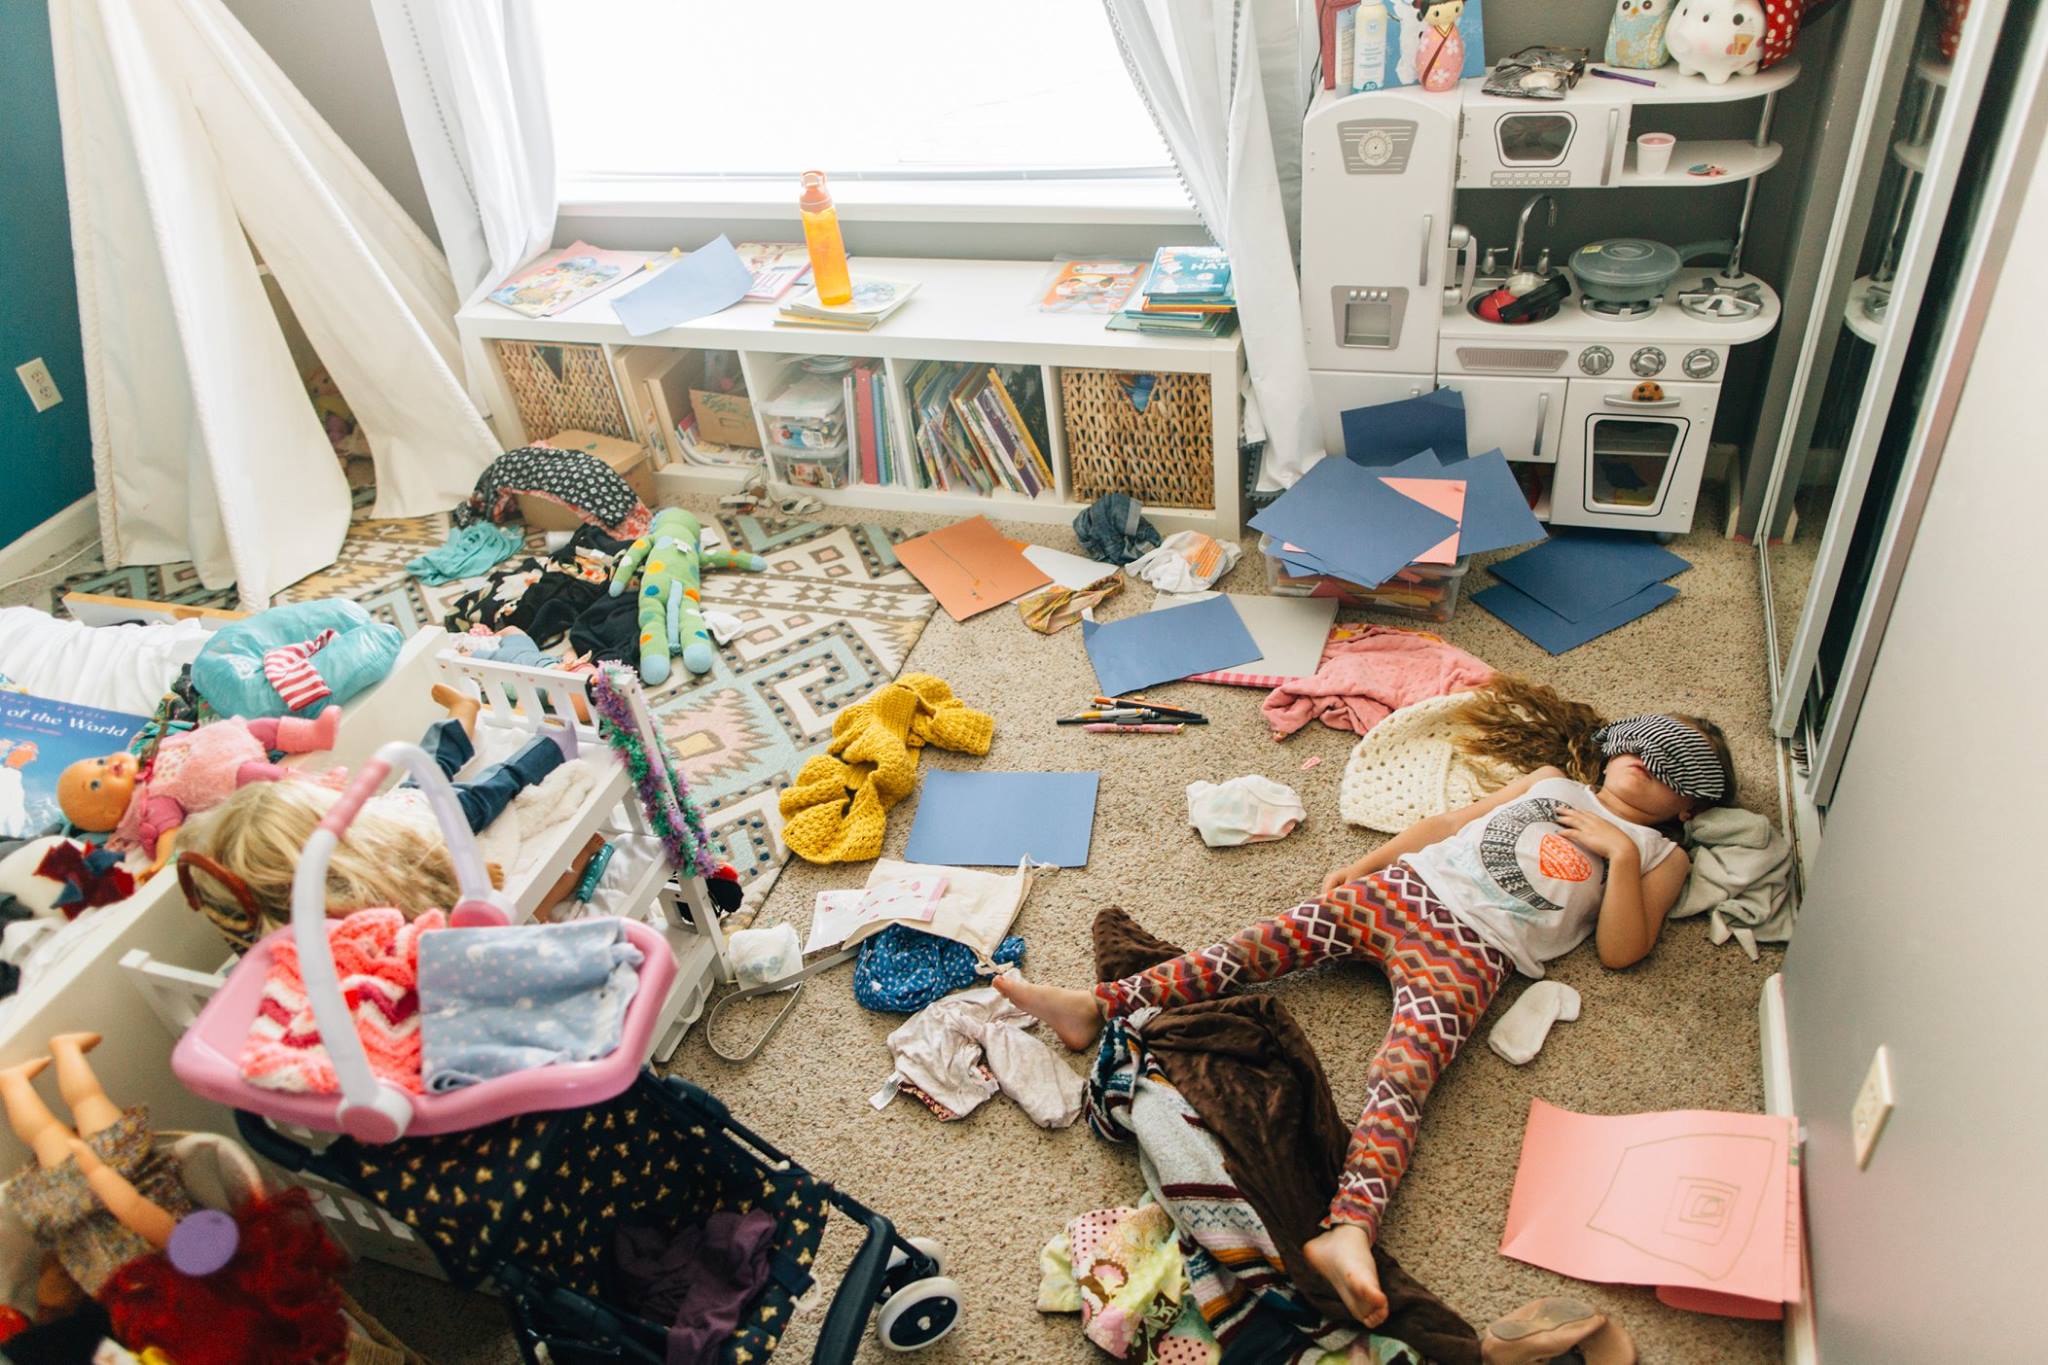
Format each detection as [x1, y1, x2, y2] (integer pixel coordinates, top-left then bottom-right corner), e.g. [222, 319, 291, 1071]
[1500, 1099, 1803, 1312]
[1380, 476, 1465, 564]
[895, 515, 1051, 622]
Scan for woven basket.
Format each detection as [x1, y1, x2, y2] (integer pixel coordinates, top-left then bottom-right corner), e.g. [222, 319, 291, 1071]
[496, 340, 630, 442]
[1061, 368, 1214, 509]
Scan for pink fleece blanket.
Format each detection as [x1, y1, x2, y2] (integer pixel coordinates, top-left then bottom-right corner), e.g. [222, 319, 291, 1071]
[1261, 627, 1493, 739]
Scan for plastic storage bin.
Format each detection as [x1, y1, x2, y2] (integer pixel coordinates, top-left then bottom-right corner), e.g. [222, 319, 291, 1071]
[759, 372, 848, 450]
[769, 436, 850, 489]
[1259, 534, 1470, 622]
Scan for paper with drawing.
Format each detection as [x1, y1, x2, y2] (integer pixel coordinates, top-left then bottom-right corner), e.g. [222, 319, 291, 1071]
[1501, 1099, 1803, 1308]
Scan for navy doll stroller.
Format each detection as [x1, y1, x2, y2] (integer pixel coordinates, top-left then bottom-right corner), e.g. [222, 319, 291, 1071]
[237, 1070, 962, 1362]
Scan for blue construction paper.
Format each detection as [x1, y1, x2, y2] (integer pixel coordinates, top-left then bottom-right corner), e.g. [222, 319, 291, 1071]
[1081, 594, 1262, 697]
[1488, 530, 1690, 622]
[1250, 457, 1459, 588]
[1342, 389, 1468, 466]
[611, 235, 753, 336]
[1473, 581, 1679, 654]
[905, 770, 1100, 867]
[1392, 448, 1547, 556]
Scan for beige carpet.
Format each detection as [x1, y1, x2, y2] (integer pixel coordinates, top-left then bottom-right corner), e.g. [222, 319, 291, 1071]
[346, 489, 1787, 1364]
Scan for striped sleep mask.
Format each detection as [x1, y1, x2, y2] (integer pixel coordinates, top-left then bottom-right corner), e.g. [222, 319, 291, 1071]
[1594, 714, 1728, 803]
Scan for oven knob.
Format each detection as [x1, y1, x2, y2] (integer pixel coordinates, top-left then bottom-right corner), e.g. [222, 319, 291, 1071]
[1682, 347, 1719, 379]
[1579, 346, 1613, 376]
[1630, 346, 1666, 377]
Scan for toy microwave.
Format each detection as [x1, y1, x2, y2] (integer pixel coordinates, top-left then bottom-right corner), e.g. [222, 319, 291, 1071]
[1457, 91, 1631, 188]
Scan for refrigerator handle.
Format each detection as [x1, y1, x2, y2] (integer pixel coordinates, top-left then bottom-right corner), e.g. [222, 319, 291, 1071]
[1419, 214, 1433, 288]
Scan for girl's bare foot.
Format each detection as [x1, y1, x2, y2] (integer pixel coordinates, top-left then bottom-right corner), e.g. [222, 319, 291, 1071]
[1303, 1223, 1389, 1328]
[992, 974, 1105, 1051]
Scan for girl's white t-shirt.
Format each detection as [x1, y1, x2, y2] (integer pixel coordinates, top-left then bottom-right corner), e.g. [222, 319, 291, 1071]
[1402, 777, 1677, 977]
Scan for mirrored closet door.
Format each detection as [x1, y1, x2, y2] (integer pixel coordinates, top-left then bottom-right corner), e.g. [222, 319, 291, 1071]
[1757, 0, 2045, 810]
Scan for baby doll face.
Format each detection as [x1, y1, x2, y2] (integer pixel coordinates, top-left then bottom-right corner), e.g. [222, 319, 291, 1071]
[58, 753, 139, 832]
[1421, 0, 1464, 29]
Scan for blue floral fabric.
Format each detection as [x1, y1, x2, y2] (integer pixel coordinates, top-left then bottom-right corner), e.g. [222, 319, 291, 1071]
[852, 925, 1025, 1014]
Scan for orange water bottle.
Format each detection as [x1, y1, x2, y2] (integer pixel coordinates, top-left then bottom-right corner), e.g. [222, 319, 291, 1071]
[798, 170, 853, 307]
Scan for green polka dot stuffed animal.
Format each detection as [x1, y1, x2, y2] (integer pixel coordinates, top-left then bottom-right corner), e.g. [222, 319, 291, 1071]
[607, 507, 767, 683]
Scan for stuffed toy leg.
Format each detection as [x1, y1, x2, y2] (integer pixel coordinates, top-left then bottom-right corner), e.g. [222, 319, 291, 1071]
[610, 508, 767, 684]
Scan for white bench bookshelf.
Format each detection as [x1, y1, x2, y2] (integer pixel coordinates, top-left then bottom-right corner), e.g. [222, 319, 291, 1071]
[455, 254, 1245, 535]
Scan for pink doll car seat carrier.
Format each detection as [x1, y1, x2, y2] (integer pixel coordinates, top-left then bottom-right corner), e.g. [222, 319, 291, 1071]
[172, 739, 677, 1142]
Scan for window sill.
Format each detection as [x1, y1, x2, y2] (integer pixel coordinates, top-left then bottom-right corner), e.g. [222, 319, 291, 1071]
[557, 175, 1201, 228]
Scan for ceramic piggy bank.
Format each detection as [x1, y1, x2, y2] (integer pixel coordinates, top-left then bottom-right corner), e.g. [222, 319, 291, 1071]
[1666, 0, 1766, 83]
[1606, 0, 1673, 69]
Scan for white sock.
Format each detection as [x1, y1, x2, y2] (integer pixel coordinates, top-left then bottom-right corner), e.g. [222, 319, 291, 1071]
[1489, 981, 1582, 1066]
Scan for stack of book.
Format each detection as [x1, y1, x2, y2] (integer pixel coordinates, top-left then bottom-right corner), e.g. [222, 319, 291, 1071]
[901, 361, 1056, 498]
[776, 278, 919, 331]
[844, 361, 900, 486]
[1108, 246, 1238, 339]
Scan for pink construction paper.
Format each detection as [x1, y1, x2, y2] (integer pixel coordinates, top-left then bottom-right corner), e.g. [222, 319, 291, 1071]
[1380, 476, 1466, 563]
[1500, 1099, 1803, 1310]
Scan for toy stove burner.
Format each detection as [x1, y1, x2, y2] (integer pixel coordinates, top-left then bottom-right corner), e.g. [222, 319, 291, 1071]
[1678, 273, 1765, 321]
[1580, 295, 1661, 321]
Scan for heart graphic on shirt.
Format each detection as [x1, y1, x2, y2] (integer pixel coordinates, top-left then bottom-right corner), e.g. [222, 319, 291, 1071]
[1537, 832, 1594, 882]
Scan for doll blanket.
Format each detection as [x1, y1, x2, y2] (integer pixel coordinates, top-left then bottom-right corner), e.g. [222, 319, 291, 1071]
[240, 907, 447, 1095]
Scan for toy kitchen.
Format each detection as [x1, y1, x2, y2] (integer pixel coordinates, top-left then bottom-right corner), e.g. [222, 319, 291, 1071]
[1300, 54, 1797, 534]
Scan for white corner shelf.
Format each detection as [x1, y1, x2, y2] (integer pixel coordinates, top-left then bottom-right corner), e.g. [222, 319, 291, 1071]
[457, 254, 1244, 536]
[1617, 138, 1784, 186]
[1457, 56, 1800, 110]
[1843, 276, 1889, 345]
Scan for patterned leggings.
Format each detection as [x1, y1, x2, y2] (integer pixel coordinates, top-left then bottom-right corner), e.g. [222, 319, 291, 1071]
[1095, 863, 1511, 1237]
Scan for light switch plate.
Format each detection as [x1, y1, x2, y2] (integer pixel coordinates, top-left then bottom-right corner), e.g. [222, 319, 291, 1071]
[1850, 1044, 1895, 1169]
[16, 359, 61, 412]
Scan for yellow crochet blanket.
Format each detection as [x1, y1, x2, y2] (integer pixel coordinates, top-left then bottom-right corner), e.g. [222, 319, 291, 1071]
[779, 673, 994, 864]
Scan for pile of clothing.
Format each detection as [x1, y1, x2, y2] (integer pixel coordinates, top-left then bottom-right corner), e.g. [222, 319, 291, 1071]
[1040, 908, 1483, 1365]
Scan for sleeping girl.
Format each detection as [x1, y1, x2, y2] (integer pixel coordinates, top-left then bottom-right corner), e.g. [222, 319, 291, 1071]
[998, 685, 1734, 1330]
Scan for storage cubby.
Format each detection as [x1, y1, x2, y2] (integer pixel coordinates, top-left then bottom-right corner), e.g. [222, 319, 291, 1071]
[900, 359, 1061, 502]
[610, 345, 761, 472]
[1058, 366, 1216, 510]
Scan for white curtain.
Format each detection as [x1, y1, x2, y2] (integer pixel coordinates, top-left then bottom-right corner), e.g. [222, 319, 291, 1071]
[371, 0, 555, 309]
[1104, 0, 1325, 488]
[47, 0, 502, 606]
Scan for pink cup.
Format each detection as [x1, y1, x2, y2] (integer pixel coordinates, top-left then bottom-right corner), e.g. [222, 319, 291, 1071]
[1636, 132, 1677, 177]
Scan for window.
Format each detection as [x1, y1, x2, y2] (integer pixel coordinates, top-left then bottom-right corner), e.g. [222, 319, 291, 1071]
[532, 0, 1181, 219]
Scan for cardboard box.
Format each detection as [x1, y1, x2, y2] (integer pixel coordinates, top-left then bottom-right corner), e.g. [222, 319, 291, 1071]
[524, 429, 656, 531]
[691, 388, 760, 448]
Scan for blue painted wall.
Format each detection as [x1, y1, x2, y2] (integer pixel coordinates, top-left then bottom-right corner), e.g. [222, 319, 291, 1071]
[0, 2, 94, 548]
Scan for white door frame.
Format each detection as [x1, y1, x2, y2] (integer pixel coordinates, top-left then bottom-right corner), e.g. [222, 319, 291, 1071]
[1764, 0, 2013, 741]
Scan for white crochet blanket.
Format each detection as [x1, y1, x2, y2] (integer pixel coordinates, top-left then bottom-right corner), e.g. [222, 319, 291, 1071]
[1338, 691, 1520, 833]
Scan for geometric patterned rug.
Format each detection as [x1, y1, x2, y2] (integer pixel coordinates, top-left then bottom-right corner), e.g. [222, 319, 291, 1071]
[48, 492, 936, 918]
[640, 514, 934, 918]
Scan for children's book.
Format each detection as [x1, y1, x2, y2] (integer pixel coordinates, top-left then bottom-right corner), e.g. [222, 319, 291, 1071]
[735, 241, 814, 302]
[0, 693, 152, 840]
[1142, 246, 1234, 301]
[488, 241, 644, 318]
[777, 278, 919, 330]
[1037, 259, 1147, 314]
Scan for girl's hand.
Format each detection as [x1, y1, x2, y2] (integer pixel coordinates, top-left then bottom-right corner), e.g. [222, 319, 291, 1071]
[1555, 806, 1638, 864]
[1321, 865, 1357, 898]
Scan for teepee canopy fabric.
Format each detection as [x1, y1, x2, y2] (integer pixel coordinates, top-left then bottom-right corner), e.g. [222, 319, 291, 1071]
[47, 0, 501, 605]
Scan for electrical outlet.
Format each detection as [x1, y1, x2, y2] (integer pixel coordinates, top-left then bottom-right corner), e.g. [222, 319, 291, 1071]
[1850, 1045, 1895, 1169]
[16, 359, 61, 413]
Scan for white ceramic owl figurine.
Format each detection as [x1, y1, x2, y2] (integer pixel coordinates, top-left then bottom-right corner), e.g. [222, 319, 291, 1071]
[1666, 0, 1767, 83]
[1606, 0, 1672, 68]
